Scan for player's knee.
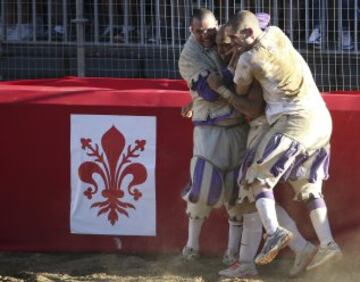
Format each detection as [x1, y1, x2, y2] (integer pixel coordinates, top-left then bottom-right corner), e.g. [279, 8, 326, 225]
[186, 209, 210, 220]
[249, 180, 273, 200]
[305, 194, 326, 211]
[226, 199, 257, 222]
[253, 188, 274, 201]
[298, 192, 326, 211]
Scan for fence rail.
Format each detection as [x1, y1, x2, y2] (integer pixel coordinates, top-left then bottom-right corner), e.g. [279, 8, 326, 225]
[0, 0, 359, 91]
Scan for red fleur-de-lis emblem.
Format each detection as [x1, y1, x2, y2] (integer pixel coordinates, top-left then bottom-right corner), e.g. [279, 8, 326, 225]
[78, 126, 148, 225]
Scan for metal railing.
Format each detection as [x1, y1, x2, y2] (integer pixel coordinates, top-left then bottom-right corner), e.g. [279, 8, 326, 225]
[1, 1, 358, 47]
[0, 0, 359, 90]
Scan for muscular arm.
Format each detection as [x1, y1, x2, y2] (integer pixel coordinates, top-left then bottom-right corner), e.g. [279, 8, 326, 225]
[233, 52, 254, 96]
[217, 81, 265, 119]
[235, 81, 252, 96]
[206, 49, 265, 118]
[191, 74, 219, 101]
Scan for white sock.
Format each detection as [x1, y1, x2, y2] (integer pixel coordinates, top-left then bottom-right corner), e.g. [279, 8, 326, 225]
[186, 217, 204, 250]
[255, 197, 278, 235]
[276, 204, 307, 252]
[310, 207, 334, 247]
[227, 220, 243, 254]
[239, 212, 263, 263]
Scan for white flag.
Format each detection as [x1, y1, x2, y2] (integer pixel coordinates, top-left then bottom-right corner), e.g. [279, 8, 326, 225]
[70, 114, 156, 236]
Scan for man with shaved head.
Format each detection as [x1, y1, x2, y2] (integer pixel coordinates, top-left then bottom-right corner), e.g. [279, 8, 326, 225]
[212, 10, 342, 270]
[178, 8, 250, 266]
[208, 17, 318, 278]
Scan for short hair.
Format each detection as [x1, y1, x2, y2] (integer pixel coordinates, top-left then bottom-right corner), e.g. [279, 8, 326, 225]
[216, 25, 231, 44]
[191, 8, 216, 25]
[229, 10, 261, 33]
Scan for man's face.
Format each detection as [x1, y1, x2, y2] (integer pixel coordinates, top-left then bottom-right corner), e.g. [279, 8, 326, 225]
[216, 26, 234, 63]
[217, 41, 232, 63]
[227, 27, 248, 48]
[191, 17, 217, 49]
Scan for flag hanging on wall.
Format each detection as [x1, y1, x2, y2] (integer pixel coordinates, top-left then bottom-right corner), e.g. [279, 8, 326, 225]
[70, 114, 156, 236]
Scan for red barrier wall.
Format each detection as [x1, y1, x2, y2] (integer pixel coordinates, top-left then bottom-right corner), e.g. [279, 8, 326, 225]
[0, 77, 359, 254]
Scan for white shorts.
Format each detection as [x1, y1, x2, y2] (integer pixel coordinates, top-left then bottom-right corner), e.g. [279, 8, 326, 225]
[182, 123, 251, 219]
[238, 109, 331, 202]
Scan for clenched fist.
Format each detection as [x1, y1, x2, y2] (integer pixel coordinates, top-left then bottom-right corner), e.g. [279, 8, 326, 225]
[181, 101, 193, 118]
[207, 72, 223, 91]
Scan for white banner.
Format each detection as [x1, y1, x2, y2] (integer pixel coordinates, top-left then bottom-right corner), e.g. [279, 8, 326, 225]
[70, 114, 156, 236]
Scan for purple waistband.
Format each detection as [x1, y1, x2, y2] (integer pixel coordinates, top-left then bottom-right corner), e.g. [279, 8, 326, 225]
[193, 108, 245, 126]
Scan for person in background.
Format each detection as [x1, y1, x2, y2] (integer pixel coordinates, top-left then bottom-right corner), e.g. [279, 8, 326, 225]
[308, 0, 358, 50]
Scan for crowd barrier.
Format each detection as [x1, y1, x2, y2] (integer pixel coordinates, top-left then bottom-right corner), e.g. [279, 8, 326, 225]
[0, 77, 359, 254]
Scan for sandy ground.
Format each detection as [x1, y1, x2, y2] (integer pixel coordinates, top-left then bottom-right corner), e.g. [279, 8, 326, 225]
[0, 246, 359, 282]
[0, 228, 360, 282]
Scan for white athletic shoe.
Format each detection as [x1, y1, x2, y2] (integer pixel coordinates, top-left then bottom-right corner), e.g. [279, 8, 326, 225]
[182, 246, 199, 260]
[255, 227, 293, 265]
[289, 241, 318, 277]
[219, 261, 258, 278]
[306, 241, 342, 271]
[222, 249, 238, 266]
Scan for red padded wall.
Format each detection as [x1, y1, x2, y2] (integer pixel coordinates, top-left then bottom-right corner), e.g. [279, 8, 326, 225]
[0, 77, 359, 254]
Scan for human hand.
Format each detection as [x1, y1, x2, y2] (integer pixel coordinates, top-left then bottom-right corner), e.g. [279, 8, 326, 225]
[181, 101, 193, 118]
[207, 72, 223, 91]
[227, 46, 242, 72]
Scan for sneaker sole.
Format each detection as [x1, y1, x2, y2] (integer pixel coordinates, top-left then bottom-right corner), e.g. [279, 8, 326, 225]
[288, 246, 318, 278]
[223, 256, 238, 266]
[255, 232, 293, 265]
[306, 251, 343, 271]
[219, 272, 258, 278]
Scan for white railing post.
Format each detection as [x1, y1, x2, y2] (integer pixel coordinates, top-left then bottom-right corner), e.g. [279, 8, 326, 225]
[32, 0, 36, 41]
[63, 0, 68, 42]
[73, 0, 86, 77]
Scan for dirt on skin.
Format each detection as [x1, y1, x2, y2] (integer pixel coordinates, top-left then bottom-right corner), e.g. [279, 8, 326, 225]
[0, 229, 359, 282]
